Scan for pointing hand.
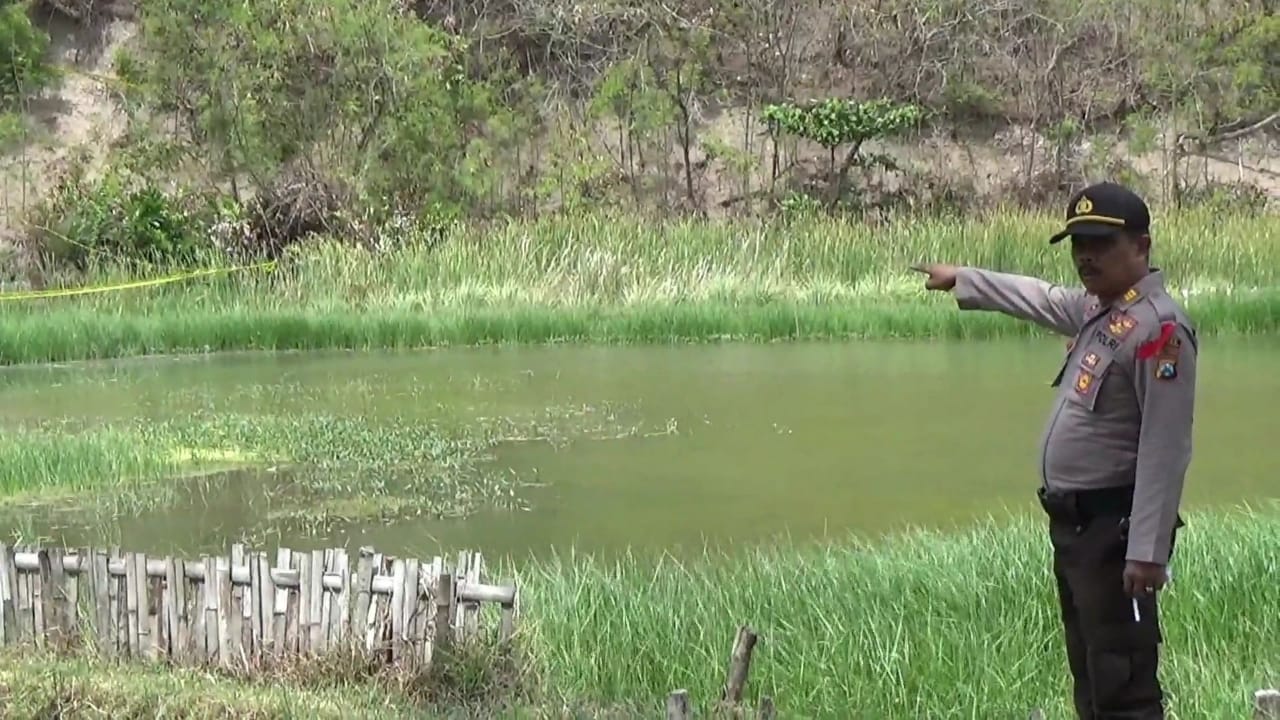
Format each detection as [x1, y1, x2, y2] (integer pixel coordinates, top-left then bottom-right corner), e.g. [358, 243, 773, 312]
[910, 263, 959, 292]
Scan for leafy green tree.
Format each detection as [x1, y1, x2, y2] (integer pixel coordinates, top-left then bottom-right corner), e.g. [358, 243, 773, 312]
[125, 0, 529, 221]
[762, 98, 924, 207]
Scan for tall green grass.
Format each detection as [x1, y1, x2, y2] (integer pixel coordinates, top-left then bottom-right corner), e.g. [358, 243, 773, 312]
[0, 507, 1275, 718]
[0, 421, 191, 501]
[2, 208, 1277, 364]
[509, 507, 1280, 718]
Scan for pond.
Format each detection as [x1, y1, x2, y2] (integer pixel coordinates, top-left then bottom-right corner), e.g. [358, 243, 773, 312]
[1, 338, 1277, 563]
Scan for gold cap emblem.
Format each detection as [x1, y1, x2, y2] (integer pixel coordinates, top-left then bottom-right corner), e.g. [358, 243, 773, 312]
[1074, 196, 1093, 215]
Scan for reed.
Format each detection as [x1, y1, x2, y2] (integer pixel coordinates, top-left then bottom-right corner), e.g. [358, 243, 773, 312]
[510, 505, 1280, 717]
[3, 208, 1276, 364]
[0, 506, 1275, 718]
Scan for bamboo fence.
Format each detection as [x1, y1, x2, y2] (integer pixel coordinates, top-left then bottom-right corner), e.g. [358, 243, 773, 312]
[0, 542, 517, 669]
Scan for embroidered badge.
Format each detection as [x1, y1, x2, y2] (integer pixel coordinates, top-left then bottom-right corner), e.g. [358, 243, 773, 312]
[1075, 196, 1093, 215]
[1106, 312, 1137, 340]
[1074, 370, 1094, 394]
[1082, 351, 1100, 369]
[1122, 288, 1140, 303]
[1154, 334, 1181, 381]
[1136, 321, 1182, 380]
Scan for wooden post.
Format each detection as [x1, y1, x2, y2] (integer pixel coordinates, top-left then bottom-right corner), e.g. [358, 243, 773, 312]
[216, 556, 233, 667]
[1256, 689, 1280, 720]
[464, 551, 482, 640]
[720, 625, 759, 706]
[330, 549, 349, 648]
[90, 550, 110, 656]
[307, 549, 324, 653]
[666, 689, 691, 720]
[32, 549, 48, 648]
[251, 552, 271, 664]
[42, 548, 64, 648]
[352, 548, 373, 653]
[388, 558, 406, 661]
[227, 546, 244, 665]
[272, 548, 291, 658]
[0, 545, 13, 647]
[297, 550, 311, 656]
[15, 546, 32, 644]
[434, 572, 454, 649]
[498, 577, 518, 644]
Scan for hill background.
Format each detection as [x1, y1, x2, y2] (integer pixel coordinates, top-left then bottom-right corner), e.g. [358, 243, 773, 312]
[1, 0, 1277, 284]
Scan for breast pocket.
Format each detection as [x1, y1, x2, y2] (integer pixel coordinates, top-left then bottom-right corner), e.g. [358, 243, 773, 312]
[1065, 348, 1113, 412]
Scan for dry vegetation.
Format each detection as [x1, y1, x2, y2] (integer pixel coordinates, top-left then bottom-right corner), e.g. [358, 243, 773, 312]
[406, 0, 1280, 208]
[0, 0, 1275, 279]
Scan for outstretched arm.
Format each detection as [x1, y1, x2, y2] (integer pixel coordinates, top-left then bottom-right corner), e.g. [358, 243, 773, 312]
[952, 267, 1089, 337]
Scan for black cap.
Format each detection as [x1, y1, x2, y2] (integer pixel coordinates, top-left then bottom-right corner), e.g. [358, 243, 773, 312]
[1048, 182, 1151, 244]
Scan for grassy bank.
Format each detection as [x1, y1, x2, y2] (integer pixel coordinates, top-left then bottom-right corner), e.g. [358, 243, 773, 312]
[512, 506, 1280, 718]
[0, 652, 416, 719]
[0, 506, 1276, 718]
[3, 208, 1278, 365]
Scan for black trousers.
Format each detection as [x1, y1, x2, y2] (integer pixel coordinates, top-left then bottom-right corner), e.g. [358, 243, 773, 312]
[1040, 486, 1180, 720]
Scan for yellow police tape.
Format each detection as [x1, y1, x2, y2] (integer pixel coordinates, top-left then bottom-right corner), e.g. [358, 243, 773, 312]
[0, 260, 277, 302]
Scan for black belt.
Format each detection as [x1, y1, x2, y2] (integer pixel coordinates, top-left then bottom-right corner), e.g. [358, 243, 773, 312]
[1036, 484, 1134, 525]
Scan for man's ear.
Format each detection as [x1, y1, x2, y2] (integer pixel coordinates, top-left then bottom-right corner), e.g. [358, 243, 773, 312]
[1133, 232, 1152, 258]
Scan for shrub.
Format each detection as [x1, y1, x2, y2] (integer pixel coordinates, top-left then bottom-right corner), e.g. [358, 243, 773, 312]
[0, 1, 57, 108]
[23, 165, 216, 270]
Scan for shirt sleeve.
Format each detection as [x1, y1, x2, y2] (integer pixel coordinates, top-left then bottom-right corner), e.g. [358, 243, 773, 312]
[1126, 321, 1197, 564]
[952, 268, 1089, 337]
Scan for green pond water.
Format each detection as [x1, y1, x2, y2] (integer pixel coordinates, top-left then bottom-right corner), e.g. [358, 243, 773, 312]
[0, 338, 1277, 563]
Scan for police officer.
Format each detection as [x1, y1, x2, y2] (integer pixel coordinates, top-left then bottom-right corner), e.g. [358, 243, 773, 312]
[911, 181, 1197, 720]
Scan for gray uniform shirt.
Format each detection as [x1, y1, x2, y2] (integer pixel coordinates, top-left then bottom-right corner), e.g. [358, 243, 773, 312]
[953, 267, 1197, 565]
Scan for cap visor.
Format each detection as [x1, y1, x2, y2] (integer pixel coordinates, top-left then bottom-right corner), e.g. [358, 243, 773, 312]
[1048, 221, 1124, 244]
